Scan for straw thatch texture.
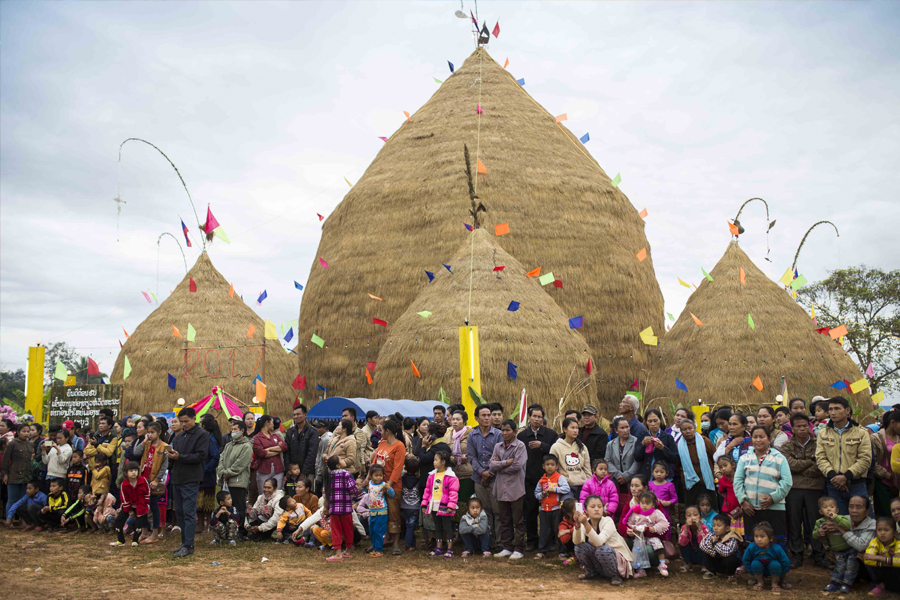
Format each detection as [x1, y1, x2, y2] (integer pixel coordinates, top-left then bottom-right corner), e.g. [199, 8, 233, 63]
[109, 252, 297, 420]
[645, 242, 870, 406]
[296, 48, 663, 407]
[371, 230, 598, 424]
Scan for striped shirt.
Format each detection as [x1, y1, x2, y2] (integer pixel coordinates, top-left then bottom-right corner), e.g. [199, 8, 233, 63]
[733, 447, 793, 511]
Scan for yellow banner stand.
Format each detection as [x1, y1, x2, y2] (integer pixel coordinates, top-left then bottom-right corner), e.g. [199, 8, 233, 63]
[26, 346, 45, 422]
[459, 325, 481, 426]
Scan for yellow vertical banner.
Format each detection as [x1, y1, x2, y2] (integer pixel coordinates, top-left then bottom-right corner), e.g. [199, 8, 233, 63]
[459, 326, 481, 426]
[26, 346, 46, 423]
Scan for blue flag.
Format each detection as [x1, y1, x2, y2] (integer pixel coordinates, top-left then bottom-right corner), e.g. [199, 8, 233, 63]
[425, 270, 434, 282]
[443, 264, 453, 274]
[568, 316, 583, 329]
[294, 281, 304, 291]
[507, 301, 520, 312]
[284, 327, 294, 343]
[316, 384, 326, 391]
[507, 361, 517, 380]
[448, 60, 454, 73]
[831, 380, 847, 389]
[257, 290, 267, 304]
[675, 378, 688, 392]
[516, 78, 525, 86]
[167, 373, 176, 391]
[255, 374, 262, 383]
[464, 223, 473, 231]
[580, 132, 590, 144]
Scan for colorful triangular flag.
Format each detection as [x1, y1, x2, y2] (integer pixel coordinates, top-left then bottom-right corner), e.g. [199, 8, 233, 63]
[311, 334, 324, 348]
[181, 219, 192, 247]
[247, 324, 256, 338]
[284, 327, 294, 343]
[294, 281, 304, 291]
[448, 60, 454, 73]
[748, 314, 755, 330]
[257, 290, 267, 305]
[123, 356, 132, 380]
[172, 325, 181, 337]
[507, 301, 520, 312]
[142, 291, 152, 303]
[526, 267, 541, 277]
[319, 257, 329, 269]
[410, 360, 421, 378]
[186, 323, 196, 342]
[87, 357, 100, 376]
[678, 277, 691, 288]
[204, 206, 220, 234]
[555, 114, 567, 124]
[425, 270, 434, 282]
[675, 378, 688, 392]
[752, 376, 763, 391]
[492, 20, 500, 38]
[610, 173, 621, 188]
[702, 268, 714, 282]
[569, 316, 583, 329]
[417, 311, 432, 318]
[579, 132, 590, 144]
[292, 374, 306, 391]
[54, 360, 67, 381]
[477, 159, 487, 174]
[264, 320, 277, 340]
[189, 278, 197, 293]
[168, 373, 176, 391]
[507, 361, 517, 380]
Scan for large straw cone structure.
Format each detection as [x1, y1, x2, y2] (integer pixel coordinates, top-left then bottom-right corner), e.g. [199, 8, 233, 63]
[110, 252, 296, 421]
[297, 48, 663, 406]
[645, 242, 870, 406]
[371, 229, 597, 424]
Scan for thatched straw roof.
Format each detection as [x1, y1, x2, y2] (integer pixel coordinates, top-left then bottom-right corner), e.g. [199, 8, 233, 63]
[296, 48, 663, 406]
[645, 242, 869, 405]
[109, 252, 297, 419]
[371, 229, 597, 424]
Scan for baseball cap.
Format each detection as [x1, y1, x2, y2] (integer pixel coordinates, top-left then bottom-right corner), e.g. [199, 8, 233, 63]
[581, 406, 598, 416]
[62, 420, 75, 430]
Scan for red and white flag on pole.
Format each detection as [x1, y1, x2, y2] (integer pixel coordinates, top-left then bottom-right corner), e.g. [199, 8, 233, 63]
[517, 389, 527, 429]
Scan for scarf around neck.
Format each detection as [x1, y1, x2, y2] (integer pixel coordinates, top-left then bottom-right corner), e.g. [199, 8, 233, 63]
[451, 426, 467, 456]
[677, 435, 714, 491]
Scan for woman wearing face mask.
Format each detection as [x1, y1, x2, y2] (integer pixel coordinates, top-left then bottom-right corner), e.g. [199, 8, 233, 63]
[217, 420, 254, 539]
[733, 426, 793, 550]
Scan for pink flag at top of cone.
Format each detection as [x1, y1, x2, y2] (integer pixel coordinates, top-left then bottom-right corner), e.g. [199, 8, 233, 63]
[516, 389, 527, 429]
[204, 206, 220, 234]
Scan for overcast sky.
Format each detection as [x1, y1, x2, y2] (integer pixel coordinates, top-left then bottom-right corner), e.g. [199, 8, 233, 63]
[1, 2, 898, 396]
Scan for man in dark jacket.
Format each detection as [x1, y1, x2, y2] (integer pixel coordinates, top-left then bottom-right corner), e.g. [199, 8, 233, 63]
[285, 403, 319, 479]
[165, 407, 209, 558]
[516, 404, 558, 552]
[578, 405, 608, 467]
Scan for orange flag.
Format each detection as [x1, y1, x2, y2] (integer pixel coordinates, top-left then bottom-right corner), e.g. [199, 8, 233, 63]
[639, 208, 648, 219]
[229, 283, 234, 298]
[690, 312, 704, 326]
[636, 247, 647, 262]
[365, 368, 373, 385]
[526, 267, 541, 277]
[503, 57, 509, 69]
[477, 159, 487, 174]
[739, 267, 746, 285]
[555, 114, 567, 124]
[247, 324, 256, 338]
[367, 293, 383, 301]
[123, 327, 130, 338]
[172, 325, 181, 337]
[728, 221, 740, 236]
[494, 222, 510, 236]
[829, 324, 848, 339]
[256, 379, 267, 404]
[410, 360, 421, 378]
[403, 110, 411, 122]
[752, 376, 763, 391]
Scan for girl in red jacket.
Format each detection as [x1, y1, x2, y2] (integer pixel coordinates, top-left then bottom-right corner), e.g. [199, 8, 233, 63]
[716, 455, 743, 537]
[111, 461, 150, 548]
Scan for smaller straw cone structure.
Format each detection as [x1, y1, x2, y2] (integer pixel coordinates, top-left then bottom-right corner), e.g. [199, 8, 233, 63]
[646, 242, 870, 406]
[109, 252, 296, 420]
[371, 229, 597, 425]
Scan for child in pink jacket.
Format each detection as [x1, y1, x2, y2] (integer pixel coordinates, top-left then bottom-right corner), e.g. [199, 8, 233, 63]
[579, 459, 618, 516]
[421, 450, 459, 558]
[623, 491, 671, 577]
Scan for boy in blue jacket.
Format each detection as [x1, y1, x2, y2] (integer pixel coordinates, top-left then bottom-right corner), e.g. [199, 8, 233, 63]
[5, 480, 48, 531]
[743, 522, 791, 592]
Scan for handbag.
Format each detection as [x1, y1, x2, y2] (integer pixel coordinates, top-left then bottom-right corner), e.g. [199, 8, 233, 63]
[662, 539, 679, 560]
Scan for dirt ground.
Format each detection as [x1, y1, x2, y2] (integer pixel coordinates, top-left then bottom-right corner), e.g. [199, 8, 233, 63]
[0, 527, 862, 600]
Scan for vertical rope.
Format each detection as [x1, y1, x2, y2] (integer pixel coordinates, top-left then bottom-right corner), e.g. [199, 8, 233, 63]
[468, 50, 485, 324]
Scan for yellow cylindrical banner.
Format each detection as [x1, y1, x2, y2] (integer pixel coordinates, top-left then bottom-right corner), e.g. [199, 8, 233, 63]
[26, 346, 46, 423]
[459, 326, 481, 426]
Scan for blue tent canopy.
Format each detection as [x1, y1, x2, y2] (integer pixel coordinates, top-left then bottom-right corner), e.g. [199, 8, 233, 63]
[306, 397, 446, 421]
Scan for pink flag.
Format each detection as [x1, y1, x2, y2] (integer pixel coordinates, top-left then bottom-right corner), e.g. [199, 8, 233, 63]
[142, 291, 152, 303]
[378, 136, 388, 142]
[319, 257, 329, 269]
[866, 362, 874, 377]
[630, 379, 639, 389]
[204, 206, 220, 234]
[476, 104, 483, 114]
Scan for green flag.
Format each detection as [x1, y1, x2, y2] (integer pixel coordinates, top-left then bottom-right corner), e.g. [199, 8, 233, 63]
[433, 77, 443, 84]
[611, 173, 621, 188]
[702, 268, 714, 282]
[311, 334, 325, 348]
[417, 311, 432, 318]
[214, 227, 231, 244]
[187, 323, 196, 342]
[666, 312, 675, 321]
[748, 314, 755, 330]
[54, 360, 67, 381]
[123, 356, 132, 379]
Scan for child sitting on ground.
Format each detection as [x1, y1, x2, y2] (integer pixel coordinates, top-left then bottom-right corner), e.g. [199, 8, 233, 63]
[814, 496, 857, 593]
[210, 490, 240, 546]
[40, 478, 69, 532]
[83, 488, 99, 532]
[111, 460, 149, 548]
[699, 513, 743, 580]
[678, 505, 708, 573]
[535, 454, 571, 559]
[5, 480, 47, 531]
[93, 490, 116, 533]
[580, 459, 618, 517]
[716, 455, 744, 537]
[558, 498, 578, 563]
[311, 495, 332, 549]
[60, 485, 91, 533]
[572, 494, 634, 585]
[421, 450, 459, 558]
[366, 464, 395, 557]
[283, 463, 301, 497]
[401, 456, 421, 551]
[459, 496, 491, 558]
[276, 494, 311, 545]
[743, 521, 791, 593]
[861, 516, 900, 596]
[617, 476, 648, 537]
[698, 493, 718, 532]
[623, 490, 671, 577]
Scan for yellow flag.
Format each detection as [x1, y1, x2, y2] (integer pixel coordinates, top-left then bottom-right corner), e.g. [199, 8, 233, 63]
[264, 319, 278, 340]
[872, 390, 885, 403]
[811, 305, 816, 319]
[639, 326, 657, 346]
[849, 378, 870, 394]
[677, 278, 691, 288]
[779, 268, 793, 287]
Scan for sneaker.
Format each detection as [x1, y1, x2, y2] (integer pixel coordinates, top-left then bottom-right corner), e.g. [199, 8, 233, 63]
[823, 583, 840, 593]
[110, 541, 126, 547]
[304, 541, 316, 548]
[172, 545, 184, 554]
[869, 584, 886, 597]
[839, 585, 852, 594]
[658, 562, 669, 577]
[702, 570, 715, 580]
[534, 553, 545, 559]
[509, 551, 524, 560]
[210, 539, 219, 545]
[131, 541, 139, 548]
[173, 546, 193, 558]
[494, 549, 512, 558]
[229, 540, 237, 546]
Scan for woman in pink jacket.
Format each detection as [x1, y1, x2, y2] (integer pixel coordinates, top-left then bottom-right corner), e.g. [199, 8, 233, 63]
[580, 458, 619, 516]
[421, 450, 459, 558]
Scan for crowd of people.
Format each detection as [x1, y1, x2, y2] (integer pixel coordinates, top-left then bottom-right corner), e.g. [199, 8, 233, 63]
[3, 394, 900, 595]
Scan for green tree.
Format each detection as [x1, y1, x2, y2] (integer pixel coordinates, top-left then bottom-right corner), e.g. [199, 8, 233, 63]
[43, 341, 79, 382]
[798, 266, 900, 395]
[0, 369, 26, 399]
[72, 356, 107, 385]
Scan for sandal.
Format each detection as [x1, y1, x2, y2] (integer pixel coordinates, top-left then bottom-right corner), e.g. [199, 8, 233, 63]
[392, 547, 402, 556]
[578, 573, 599, 581]
[428, 549, 444, 557]
[325, 555, 343, 562]
[610, 577, 623, 586]
[443, 550, 454, 558]
[779, 582, 793, 590]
